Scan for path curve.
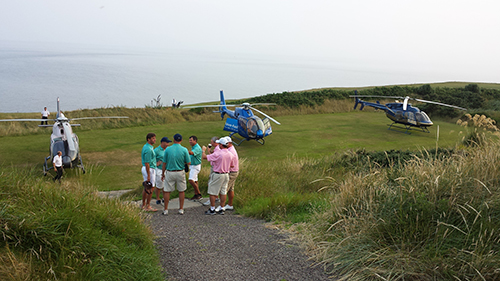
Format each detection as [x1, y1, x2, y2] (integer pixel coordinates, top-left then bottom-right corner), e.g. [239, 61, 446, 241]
[149, 205, 331, 281]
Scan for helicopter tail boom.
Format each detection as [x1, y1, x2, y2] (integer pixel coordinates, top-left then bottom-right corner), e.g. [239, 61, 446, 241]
[219, 90, 230, 119]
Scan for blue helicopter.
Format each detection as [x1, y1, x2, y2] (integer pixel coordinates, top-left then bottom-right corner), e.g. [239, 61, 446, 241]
[350, 91, 466, 134]
[184, 91, 280, 145]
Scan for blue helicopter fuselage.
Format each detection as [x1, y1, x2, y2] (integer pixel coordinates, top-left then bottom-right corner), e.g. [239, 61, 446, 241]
[217, 91, 273, 142]
[355, 99, 433, 128]
[385, 102, 433, 127]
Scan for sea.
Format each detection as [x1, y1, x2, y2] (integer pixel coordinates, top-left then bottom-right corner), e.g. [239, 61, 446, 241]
[0, 41, 449, 113]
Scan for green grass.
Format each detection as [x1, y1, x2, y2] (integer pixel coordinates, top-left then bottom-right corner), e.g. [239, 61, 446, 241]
[297, 135, 500, 280]
[0, 111, 465, 191]
[2, 97, 494, 280]
[0, 167, 164, 280]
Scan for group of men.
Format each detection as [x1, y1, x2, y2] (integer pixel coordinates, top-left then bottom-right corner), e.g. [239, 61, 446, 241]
[141, 132, 239, 215]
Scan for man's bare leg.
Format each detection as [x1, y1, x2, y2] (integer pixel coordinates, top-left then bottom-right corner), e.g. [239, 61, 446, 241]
[163, 191, 171, 211]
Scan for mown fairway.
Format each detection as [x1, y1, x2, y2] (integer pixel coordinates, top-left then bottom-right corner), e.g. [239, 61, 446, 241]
[0, 111, 465, 190]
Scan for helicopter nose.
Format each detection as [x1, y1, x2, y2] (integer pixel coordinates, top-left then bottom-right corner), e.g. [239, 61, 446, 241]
[62, 156, 72, 168]
[256, 129, 264, 138]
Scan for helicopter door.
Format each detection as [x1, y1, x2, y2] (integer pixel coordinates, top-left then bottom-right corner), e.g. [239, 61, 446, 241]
[262, 118, 272, 136]
[246, 118, 259, 138]
[395, 110, 404, 122]
[405, 112, 416, 125]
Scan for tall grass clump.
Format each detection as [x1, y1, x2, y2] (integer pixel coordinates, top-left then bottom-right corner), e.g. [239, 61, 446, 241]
[0, 167, 164, 280]
[301, 141, 500, 280]
[235, 156, 331, 223]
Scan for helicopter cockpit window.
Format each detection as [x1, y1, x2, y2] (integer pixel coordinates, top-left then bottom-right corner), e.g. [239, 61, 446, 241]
[53, 141, 65, 156]
[246, 117, 263, 138]
[415, 112, 430, 122]
[405, 111, 415, 122]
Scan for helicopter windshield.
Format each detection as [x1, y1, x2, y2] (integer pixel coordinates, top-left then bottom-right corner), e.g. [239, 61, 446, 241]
[415, 112, 431, 122]
[246, 117, 265, 138]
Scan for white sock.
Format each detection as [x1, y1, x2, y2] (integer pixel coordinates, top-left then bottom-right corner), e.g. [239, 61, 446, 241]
[210, 206, 215, 211]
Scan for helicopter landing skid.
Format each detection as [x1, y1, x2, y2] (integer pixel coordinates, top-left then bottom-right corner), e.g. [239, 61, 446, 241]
[229, 133, 246, 146]
[387, 123, 430, 134]
[78, 154, 86, 174]
[229, 133, 266, 146]
[43, 156, 51, 176]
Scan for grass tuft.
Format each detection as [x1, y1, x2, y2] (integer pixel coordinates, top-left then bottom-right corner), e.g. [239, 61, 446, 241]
[0, 167, 164, 280]
[295, 139, 500, 280]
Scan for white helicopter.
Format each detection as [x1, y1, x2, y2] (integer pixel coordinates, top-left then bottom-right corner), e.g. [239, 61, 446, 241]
[0, 98, 128, 175]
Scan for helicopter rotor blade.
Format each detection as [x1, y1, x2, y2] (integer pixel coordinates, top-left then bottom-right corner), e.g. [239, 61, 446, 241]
[348, 95, 404, 99]
[70, 116, 129, 121]
[249, 106, 281, 125]
[412, 98, 467, 110]
[182, 104, 237, 109]
[0, 118, 53, 122]
[249, 103, 277, 106]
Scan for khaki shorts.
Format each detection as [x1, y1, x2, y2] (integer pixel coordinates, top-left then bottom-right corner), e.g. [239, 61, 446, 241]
[227, 171, 239, 192]
[188, 164, 201, 181]
[155, 168, 164, 189]
[164, 170, 187, 192]
[207, 172, 229, 196]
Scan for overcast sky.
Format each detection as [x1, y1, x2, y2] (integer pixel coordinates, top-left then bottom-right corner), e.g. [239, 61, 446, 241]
[1, 0, 499, 82]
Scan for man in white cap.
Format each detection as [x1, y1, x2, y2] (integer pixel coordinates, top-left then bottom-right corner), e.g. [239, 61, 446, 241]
[202, 137, 234, 215]
[223, 136, 239, 211]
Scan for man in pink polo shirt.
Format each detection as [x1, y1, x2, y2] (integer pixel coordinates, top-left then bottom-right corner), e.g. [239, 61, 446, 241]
[202, 137, 234, 215]
[223, 136, 239, 211]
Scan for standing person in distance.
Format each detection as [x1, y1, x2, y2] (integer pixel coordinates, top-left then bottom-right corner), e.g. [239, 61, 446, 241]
[202, 137, 234, 215]
[161, 134, 191, 215]
[154, 137, 172, 205]
[53, 151, 63, 183]
[141, 133, 157, 212]
[223, 137, 239, 211]
[41, 107, 50, 125]
[188, 135, 203, 200]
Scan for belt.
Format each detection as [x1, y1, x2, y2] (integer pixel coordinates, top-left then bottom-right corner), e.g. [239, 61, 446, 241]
[230, 171, 238, 173]
[167, 170, 183, 172]
[214, 171, 228, 174]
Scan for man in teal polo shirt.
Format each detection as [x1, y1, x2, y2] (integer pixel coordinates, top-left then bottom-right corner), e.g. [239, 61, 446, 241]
[161, 133, 191, 215]
[188, 135, 203, 200]
[141, 133, 156, 212]
[154, 137, 172, 205]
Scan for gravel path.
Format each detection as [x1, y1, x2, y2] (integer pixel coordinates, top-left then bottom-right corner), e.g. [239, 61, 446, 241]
[149, 205, 331, 281]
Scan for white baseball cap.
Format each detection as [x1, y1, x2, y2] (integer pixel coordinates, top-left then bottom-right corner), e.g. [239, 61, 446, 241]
[216, 138, 229, 146]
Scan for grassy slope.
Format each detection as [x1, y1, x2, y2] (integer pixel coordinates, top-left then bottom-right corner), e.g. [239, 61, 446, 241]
[0, 111, 464, 191]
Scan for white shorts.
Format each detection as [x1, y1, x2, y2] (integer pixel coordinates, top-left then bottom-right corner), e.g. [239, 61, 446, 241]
[155, 168, 164, 188]
[164, 170, 187, 192]
[207, 172, 229, 196]
[188, 164, 201, 181]
[141, 166, 156, 186]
